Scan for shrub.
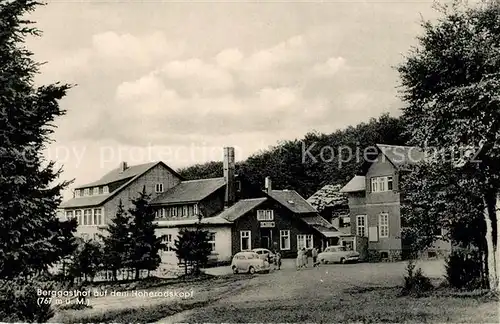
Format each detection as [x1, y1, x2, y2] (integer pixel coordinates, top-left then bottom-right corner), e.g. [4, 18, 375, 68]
[0, 278, 55, 323]
[445, 249, 483, 290]
[401, 259, 433, 296]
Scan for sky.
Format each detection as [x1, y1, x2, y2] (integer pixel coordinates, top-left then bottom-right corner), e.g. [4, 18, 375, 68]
[26, 0, 450, 198]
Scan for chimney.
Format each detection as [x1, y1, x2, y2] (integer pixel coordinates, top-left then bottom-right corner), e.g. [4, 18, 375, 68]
[119, 161, 128, 173]
[265, 176, 272, 194]
[223, 147, 236, 208]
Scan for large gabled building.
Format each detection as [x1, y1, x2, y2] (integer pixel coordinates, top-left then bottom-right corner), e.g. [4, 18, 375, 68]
[59, 161, 184, 240]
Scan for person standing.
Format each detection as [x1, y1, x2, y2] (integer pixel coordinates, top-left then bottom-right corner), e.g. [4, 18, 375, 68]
[296, 248, 303, 270]
[312, 247, 319, 267]
[302, 247, 308, 268]
[275, 251, 282, 270]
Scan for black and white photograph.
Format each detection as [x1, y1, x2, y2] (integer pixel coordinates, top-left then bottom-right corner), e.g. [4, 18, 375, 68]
[1, 0, 500, 322]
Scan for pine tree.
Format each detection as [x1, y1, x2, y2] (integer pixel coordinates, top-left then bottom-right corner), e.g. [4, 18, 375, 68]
[128, 187, 163, 280]
[99, 200, 132, 281]
[0, 0, 76, 279]
[173, 214, 212, 276]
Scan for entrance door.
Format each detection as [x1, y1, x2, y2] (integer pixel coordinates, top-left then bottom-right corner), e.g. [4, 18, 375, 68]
[260, 228, 272, 249]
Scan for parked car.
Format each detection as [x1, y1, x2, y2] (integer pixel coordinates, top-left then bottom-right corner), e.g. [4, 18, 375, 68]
[252, 248, 275, 263]
[231, 251, 271, 274]
[318, 245, 360, 264]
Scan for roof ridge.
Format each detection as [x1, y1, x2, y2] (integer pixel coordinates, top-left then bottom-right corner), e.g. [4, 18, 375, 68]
[181, 177, 225, 183]
[376, 143, 419, 149]
[240, 197, 267, 202]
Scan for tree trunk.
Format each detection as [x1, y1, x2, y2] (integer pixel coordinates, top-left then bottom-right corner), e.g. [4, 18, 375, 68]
[135, 268, 140, 280]
[496, 195, 500, 291]
[484, 198, 497, 290]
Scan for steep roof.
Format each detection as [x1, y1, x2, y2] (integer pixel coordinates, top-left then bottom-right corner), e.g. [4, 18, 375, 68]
[307, 184, 348, 212]
[60, 161, 176, 208]
[150, 177, 226, 205]
[268, 190, 317, 214]
[340, 176, 366, 193]
[375, 144, 426, 169]
[75, 162, 180, 189]
[301, 214, 335, 228]
[218, 198, 267, 222]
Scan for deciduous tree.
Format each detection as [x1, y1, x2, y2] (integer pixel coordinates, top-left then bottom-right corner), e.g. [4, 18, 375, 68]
[398, 0, 500, 291]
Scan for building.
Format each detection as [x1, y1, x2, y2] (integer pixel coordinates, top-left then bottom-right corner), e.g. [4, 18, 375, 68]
[340, 144, 451, 261]
[59, 147, 340, 266]
[59, 161, 184, 241]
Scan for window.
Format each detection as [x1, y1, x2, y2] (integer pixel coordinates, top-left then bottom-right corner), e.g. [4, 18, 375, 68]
[83, 209, 92, 225]
[240, 231, 251, 251]
[356, 215, 367, 237]
[93, 208, 102, 225]
[171, 207, 177, 217]
[194, 204, 198, 215]
[65, 210, 74, 220]
[297, 234, 314, 250]
[257, 210, 274, 221]
[208, 232, 216, 252]
[378, 213, 389, 238]
[236, 181, 242, 192]
[280, 230, 290, 250]
[182, 206, 188, 217]
[103, 186, 109, 194]
[93, 187, 99, 195]
[155, 208, 165, 218]
[75, 189, 82, 197]
[75, 210, 82, 225]
[155, 183, 164, 193]
[371, 176, 393, 192]
[340, 216, 351, 228]
[83, 188, 90, 196]
[162, 234, 173, 252]
[98, 187, 104, 195]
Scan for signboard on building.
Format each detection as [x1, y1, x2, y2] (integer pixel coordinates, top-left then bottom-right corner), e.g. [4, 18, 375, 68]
[260, 221, 275, 228]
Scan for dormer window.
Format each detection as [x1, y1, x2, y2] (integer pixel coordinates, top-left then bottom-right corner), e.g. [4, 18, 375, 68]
[93, 187, 99, 195]
[103, 186, 109, 194]
[83, 188, 90, 196]
[155, 183, 164, 193]
[98, 187, 104, 195]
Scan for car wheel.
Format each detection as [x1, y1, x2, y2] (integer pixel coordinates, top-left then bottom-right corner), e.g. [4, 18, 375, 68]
[248, 266, 255, 274]
[232, 266, 239, 274]
[340, 258, 346, 264]
[320, 259, 326, 264]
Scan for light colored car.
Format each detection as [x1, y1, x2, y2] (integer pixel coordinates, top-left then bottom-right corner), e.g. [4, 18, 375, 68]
[318, 245, 360, 264]
[231, 251, 271, 274]
[252, 248, 275, 263]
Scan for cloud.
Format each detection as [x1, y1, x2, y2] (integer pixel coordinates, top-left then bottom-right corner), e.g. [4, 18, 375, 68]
[311, 56, 346, 77]
[47, 26, 399, 151]
[215, 48, 244, 69]
[160, 59, 234, 93]
[91, 31, 184, 67]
